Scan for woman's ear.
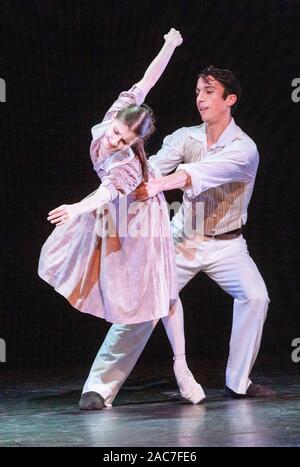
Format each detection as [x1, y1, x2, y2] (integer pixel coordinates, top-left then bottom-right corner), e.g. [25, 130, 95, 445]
[130, 136, 140, 147]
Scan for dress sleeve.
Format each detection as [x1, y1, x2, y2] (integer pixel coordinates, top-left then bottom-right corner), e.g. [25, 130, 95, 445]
[102, 84, 145, 123]
[100, 157, 144, 201]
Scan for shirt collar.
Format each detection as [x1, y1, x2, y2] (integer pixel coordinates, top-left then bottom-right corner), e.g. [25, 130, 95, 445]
[188, 118, 243, 148]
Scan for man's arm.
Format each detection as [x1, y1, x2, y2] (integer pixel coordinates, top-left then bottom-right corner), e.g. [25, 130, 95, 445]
[134, 141, 259, 200]
[147, 126, 188, 176]
[134, 169, 191, 200]
[178, 143, 259, 198]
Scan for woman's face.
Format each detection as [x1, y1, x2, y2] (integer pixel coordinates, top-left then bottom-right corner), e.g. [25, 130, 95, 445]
[102, 119, 139, 154]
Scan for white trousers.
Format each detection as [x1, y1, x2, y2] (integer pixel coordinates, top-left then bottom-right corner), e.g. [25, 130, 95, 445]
[82, 234, 269, 405]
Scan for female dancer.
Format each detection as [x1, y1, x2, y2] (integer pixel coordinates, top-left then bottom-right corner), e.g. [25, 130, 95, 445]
[38, 29, 205, 408]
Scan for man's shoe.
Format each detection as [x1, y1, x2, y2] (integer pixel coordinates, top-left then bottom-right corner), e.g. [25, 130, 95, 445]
[245, 383, 276, 397]
[225, 383, 276, 399]
[224, 385, 246, 398]
[79, 391, 105, 410]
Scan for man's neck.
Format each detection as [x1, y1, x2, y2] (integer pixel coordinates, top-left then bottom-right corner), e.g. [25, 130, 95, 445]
[206, 114, 232, 149]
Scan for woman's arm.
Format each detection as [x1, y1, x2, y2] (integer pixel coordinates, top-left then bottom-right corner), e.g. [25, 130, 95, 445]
[93, 28, 182, 126]
[136, 28, 183, 97]
[47, 185, 112, 226]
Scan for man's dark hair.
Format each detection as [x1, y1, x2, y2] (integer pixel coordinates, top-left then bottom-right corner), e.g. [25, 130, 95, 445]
[198, 65, 241, 114]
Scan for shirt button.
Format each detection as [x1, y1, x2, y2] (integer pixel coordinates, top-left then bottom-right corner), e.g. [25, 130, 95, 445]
[213, 214, 217, 218]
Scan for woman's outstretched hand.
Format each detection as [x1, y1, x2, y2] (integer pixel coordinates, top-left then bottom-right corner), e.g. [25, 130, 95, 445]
[47, 204, 79, 226]
[164, 28, 183, 48]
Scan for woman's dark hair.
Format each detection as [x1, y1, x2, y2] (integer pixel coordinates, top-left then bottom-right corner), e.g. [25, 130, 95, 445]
[198, 65, 241, 114]
[116, 104, 155, 181]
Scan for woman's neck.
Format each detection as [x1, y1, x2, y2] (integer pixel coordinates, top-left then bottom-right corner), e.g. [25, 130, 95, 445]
[97, 140, 111, 161]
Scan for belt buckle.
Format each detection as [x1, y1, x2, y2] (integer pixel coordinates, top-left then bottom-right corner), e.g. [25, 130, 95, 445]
[204, 230, 216, 240]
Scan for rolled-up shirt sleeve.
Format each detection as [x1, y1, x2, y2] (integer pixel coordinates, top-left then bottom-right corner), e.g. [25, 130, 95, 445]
[178, 141, 259, 198]
[148, 127, 187, 176]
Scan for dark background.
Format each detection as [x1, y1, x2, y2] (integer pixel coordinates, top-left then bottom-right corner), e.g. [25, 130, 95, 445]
[0, 0, 299, 379]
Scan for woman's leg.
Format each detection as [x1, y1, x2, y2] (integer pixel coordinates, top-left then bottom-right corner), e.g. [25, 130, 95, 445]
[160, 233, 208, 404]
[162, 298, 205, 403]
[162, 298, 185, 358]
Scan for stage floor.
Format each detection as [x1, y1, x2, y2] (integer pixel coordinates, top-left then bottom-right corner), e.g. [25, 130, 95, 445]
[0, 365, 299, 447]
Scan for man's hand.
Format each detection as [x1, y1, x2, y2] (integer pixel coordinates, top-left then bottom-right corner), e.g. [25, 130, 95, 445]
[47, 203, 79, 226]
[133, 179, 163, 201]
[164, 28, 183, 48]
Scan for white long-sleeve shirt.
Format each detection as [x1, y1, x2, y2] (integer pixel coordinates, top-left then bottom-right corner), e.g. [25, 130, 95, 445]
[149, 118, 259, 236]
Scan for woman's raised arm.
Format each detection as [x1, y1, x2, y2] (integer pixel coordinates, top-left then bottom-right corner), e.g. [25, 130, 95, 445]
[94, 28, 183, 125]
[136, 28, 183, 97]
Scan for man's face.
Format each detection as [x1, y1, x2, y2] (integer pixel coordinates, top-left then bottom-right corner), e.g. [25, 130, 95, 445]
[102, 118, 138, 154]
[196, 76, 235, 124]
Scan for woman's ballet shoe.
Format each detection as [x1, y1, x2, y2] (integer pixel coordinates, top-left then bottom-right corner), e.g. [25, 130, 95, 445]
[174, 364, 206, 404]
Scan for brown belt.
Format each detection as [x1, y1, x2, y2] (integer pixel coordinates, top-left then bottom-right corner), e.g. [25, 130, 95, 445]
[204, 227, 243, 240]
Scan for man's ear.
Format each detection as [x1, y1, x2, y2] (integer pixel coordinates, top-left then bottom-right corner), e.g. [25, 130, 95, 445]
[226, 94, 237, 108]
